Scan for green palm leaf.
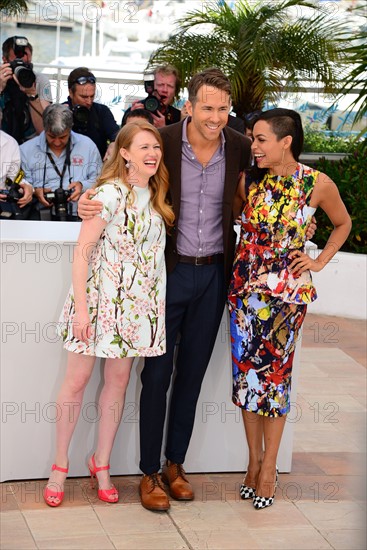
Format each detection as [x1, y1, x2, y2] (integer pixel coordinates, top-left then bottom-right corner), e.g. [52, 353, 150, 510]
[336, 8, 367, 127]
[148, 0, 348, 116]
[0, 0, 28, 15]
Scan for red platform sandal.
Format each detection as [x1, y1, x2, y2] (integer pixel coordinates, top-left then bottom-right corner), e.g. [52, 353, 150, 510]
[88, 454, 118, 503]
[43, 464, 69, 507]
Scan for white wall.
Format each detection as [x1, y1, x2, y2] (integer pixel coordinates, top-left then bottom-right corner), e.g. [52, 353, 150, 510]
[0, 221, 301, 481]
[308, 249, 366, 320]
[1, 222, 364, 483]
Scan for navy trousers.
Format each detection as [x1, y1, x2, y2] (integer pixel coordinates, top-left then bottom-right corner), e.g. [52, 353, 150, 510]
[139, 262, 226, 474]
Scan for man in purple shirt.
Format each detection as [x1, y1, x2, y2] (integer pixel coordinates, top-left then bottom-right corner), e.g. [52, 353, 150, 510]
[78, 68, 252, 511]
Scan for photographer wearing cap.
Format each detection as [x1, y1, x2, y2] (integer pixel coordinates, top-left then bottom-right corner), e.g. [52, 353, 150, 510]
[0, 36, 52, 144]
[127, 64, 181, 129]
[20, 104, 102, 221]
[65, 67, 119, 161]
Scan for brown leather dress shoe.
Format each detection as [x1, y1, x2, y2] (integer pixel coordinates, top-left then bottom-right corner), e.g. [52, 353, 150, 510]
[139, 473, 170, 512]
[161, 461, 194, 500]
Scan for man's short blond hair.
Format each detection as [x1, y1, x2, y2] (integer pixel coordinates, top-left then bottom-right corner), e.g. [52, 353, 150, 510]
[153, 64, 181, 97]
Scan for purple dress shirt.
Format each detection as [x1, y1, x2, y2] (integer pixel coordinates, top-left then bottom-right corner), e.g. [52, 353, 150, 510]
[176, 117, 226, 257]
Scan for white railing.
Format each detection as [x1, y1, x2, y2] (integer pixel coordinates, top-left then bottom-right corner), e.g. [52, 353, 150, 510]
[34, 62, 366, 132]
[34, 62, 145, 104]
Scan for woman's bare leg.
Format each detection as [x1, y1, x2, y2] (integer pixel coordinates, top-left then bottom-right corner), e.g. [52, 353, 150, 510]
[242, 410, 264, 487]
[256, 415, 286, 498]
[46, 352, 95, 503]
[90, 357, 134, 493]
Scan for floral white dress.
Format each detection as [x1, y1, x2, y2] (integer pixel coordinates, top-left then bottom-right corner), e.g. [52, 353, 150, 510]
[59, 181, 167, 358]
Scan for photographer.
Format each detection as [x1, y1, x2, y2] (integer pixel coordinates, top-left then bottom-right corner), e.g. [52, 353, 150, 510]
[65, 67, 119, 160]
[20, 104, 102, 221]
[127, 64, 181, 129]
[0, 36, 52, 144]
[0, 136, 35, 220]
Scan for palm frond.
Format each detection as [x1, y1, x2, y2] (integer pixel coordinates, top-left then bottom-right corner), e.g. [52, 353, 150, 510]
[0, 0, 28, 15]
[148, 33, 237, 89]
[338, 32, 367, 124]
[149, 0, 350, 115]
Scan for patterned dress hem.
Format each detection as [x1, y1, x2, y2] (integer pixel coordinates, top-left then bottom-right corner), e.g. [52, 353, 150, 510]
[63, 342, 166, 358]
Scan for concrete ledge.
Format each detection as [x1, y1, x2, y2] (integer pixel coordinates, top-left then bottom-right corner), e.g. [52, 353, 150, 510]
[300, 152, 349, 164]
[308, 249, 366, 320]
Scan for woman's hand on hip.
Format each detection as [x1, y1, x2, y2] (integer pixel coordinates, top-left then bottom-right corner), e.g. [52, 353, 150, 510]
[288, 250, 324, 275]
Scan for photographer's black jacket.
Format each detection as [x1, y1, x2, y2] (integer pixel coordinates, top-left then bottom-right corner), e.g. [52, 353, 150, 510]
[164, 105, 181, 125]
[1, 80, 35, 144]
[65, 97, 119, 159]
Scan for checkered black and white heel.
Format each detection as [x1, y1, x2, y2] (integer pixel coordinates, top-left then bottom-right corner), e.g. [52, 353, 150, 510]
[253, 467, 278, 510]
[239, 483, 256, 500]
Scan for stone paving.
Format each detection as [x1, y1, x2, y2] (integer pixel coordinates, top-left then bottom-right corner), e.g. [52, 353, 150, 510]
[1, 314, 366, 550]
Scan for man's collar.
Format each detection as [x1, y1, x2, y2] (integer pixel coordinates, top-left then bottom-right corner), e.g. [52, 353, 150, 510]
[182, 116, 191, 143]
[39, 132, 48, 152]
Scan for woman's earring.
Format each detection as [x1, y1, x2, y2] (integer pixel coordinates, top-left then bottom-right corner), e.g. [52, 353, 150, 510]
[125, 161, 130, 169]
[281, 149, 285, 165]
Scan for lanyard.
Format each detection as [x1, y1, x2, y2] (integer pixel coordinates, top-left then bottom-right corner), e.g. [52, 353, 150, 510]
[43, 139, 71, 189]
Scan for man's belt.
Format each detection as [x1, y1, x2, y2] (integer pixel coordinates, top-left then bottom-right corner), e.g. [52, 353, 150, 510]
[177, 254, 224, 266]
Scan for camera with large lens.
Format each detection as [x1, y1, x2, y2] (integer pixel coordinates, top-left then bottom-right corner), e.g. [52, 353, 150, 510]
[142, 74, 163, 115]
[72, 104, 90, 134]
[10, 59, 36, 88]
[45, 187, 74, 221]
[0, 170, 25, 219]
[1, 180, 23, 203]
[1, 169, 25, 203]
[9, 37, 36, 88]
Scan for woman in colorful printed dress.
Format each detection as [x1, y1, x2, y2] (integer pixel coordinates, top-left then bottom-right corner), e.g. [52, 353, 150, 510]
[228, 108, 351, 509]
[44, 121, 174, 507]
